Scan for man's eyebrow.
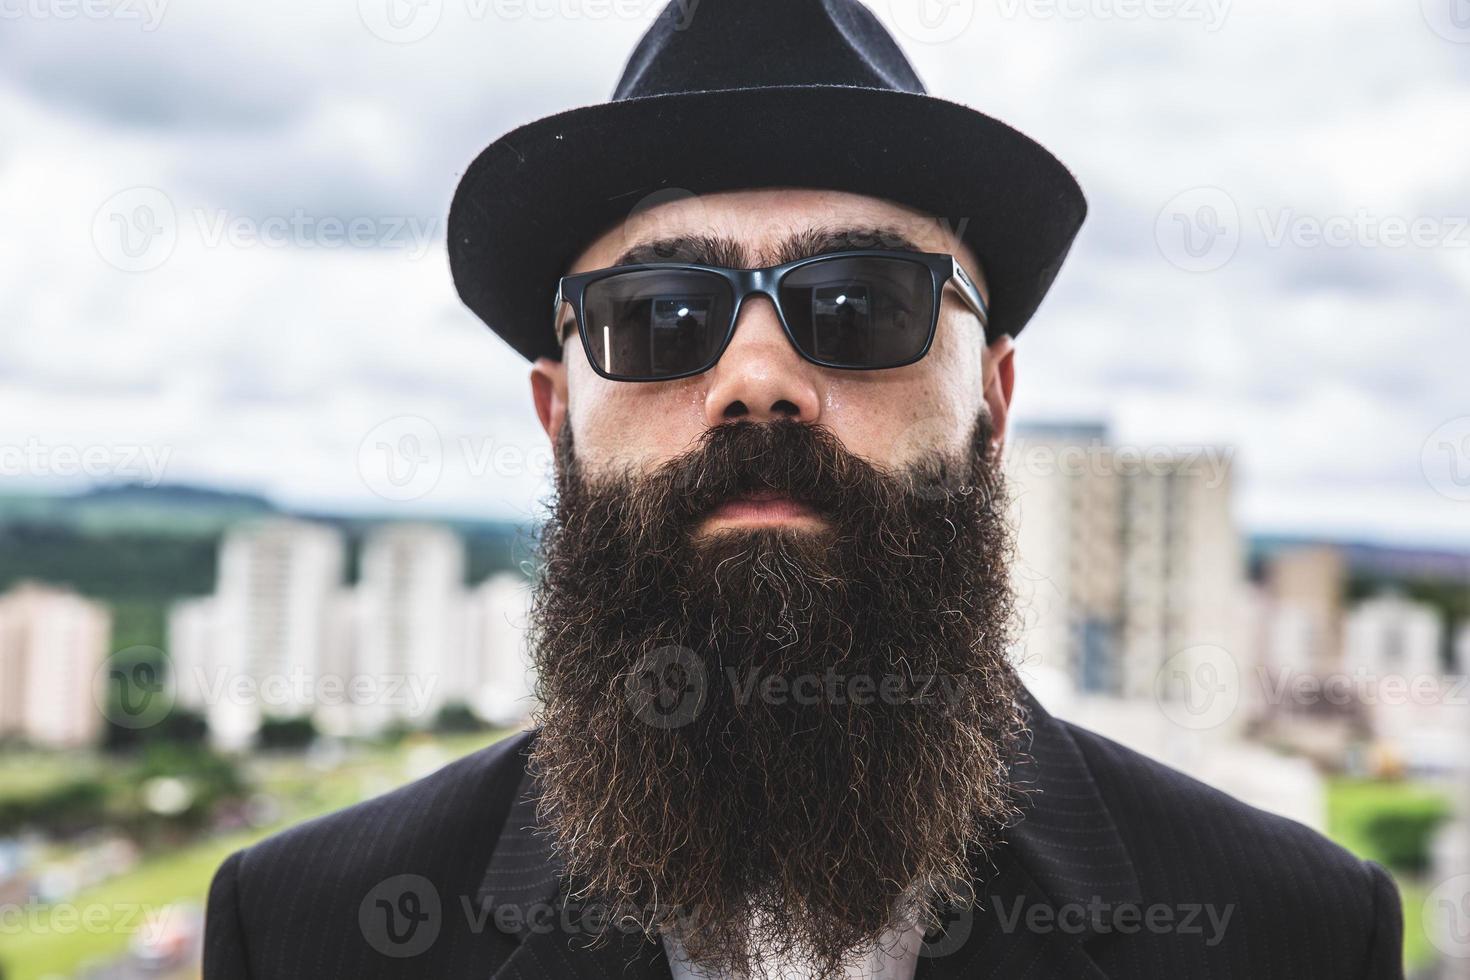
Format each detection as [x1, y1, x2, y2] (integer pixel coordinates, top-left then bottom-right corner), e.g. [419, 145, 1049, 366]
[612, 225, 930, 269]
[770, 226, 928, 265]
[614, 234, 748, 267]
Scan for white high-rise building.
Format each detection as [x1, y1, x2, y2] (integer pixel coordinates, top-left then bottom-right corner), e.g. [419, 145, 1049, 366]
[0, 583, 111, 748]
[170, 519, 537, 743]
[1007, 423, 1242, 701]
[202, 519, 346, 749]
[1343, 591, 1444, 681]
[1262, 546, 1346, 675]
[168, 595, 217, 715]
[463, 573, 535, 726]
[313, 589, 366, 739]
[351, 524, 467, 733]
[1008, 423, 1123, 693]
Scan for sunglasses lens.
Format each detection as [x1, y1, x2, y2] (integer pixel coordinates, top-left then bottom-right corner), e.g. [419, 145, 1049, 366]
[581, 270, 733, 379]
[779, 256, 934, 368]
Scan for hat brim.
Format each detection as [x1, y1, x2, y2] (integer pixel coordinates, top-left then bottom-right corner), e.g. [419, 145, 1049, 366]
[449, 84, 1085, 363]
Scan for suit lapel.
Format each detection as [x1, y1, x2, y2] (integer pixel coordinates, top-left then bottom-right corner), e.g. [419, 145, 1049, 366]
[480, 691, 1137, 980]
[481, 768, 672, 980]
[917, 693, 1142, 980]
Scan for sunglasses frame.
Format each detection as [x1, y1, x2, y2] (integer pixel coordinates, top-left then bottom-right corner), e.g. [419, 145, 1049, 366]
[554, 249, 989, 383]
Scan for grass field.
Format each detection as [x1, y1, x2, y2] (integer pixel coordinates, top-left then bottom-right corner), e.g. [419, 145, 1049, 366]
[0, 754, 100, 803]
[0, 731, 508, 980]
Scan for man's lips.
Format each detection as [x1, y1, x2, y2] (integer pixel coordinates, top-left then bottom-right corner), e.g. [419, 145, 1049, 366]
[703, 490, 823, 527]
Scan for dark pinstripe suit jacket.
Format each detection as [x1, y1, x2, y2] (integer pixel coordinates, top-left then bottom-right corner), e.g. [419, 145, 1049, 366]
[204, 693, 1405, 978]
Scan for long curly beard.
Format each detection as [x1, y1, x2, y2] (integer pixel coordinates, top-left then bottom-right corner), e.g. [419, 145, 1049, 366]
[527, 416, 1026, 979]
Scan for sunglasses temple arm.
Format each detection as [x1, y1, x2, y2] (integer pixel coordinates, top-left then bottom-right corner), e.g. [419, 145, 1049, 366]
[949, 258, 990, 334]
[551, 281, 568, 346]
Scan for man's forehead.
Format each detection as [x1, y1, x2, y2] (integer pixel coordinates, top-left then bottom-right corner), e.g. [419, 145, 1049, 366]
[565, 188, 976, 274]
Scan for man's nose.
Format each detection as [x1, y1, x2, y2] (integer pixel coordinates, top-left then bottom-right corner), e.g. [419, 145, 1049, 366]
[701, 295, 823, 425]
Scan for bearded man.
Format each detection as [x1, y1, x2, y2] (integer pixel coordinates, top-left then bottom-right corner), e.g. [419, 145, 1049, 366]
[204, 1, 1404, 977]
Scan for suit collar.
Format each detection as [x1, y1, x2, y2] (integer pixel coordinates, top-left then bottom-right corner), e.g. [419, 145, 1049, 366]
[480, 688, 1139, 979]
[912, 692, 1143, 979]
[479, 764, 673, 979]
[1003, 690, 1143, 913]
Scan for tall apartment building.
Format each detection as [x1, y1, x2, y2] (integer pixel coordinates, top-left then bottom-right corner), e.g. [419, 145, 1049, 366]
[350, 523, 467, 733]
[1007, 423, 1242, 701]
[175, 519, 346, 749]
[1262, 545, 1346, 675]
[463, 573, 535, 726]
[169, 594, 217, 716]
[171, 521, 535, 745]
[0, 582, 111, 747]
[1343, 591, 1444, 681]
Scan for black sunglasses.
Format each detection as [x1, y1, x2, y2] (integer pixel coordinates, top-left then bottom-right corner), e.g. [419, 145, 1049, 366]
[554, 249, 988, 382]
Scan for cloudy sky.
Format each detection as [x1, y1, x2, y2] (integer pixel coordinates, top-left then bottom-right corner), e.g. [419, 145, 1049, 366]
[2, 0, 1467, 544]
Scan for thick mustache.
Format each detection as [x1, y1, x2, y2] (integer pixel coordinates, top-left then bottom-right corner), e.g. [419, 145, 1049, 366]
[650, 420, 871, 522]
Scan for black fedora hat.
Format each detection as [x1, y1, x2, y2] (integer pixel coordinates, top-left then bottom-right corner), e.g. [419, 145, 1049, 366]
[449, 0, 1086, 363]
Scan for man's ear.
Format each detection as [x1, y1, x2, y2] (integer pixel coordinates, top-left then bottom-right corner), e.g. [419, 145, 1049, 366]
[982, 334, 1016, 454]
[530, 357, 568, 444]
